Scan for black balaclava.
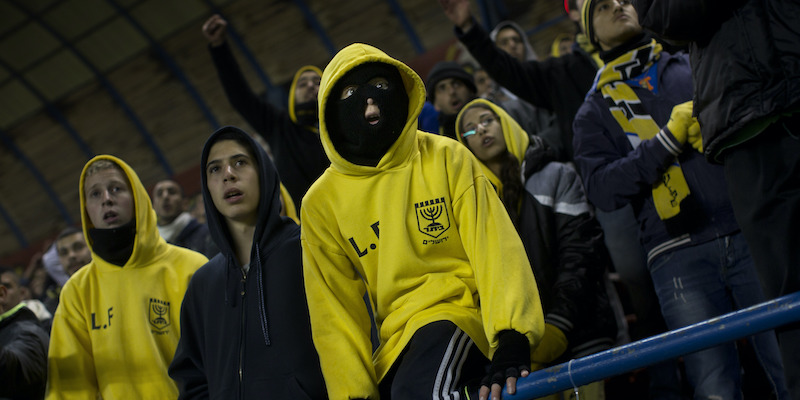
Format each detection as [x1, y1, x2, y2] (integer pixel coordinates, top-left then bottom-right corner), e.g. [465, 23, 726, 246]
[325, 62, 408, 166]
[294, 99, 319, 129]
[89, 220, 136, 267]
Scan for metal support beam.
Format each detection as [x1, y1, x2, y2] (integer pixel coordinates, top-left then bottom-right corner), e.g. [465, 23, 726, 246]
[0, 198, 26, 248]
[107, 0, 220, 130]
[9, 0, 174, 176]
[0, 128, 74, 231]
[0, 58, 94, 158]
[200, 0, 279, 106]
[293, 0, 336, 57]
[384, 0, 425, 54]
[525, 15, 569, 37]
[475, 0, 492, 30]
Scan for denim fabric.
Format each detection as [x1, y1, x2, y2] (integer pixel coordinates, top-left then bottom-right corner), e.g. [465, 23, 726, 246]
[597, 205, 684, 399]
[648, 233, 789, 399]
[595, 205, 659, 339]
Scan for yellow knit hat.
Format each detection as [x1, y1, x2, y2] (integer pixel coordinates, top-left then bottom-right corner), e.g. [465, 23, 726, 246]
[580, 0, 598, 47]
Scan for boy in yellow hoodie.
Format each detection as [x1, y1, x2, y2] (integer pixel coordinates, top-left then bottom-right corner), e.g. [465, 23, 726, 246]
[47, 156, 207, 399]
[301, 43, 544, 400]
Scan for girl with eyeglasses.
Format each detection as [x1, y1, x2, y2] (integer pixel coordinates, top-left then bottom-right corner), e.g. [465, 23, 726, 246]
[457, 98, 619, 399]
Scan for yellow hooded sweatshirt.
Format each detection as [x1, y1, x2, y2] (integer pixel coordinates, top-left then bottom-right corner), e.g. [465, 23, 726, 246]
[288, 65, 324, 130]
[301, 43, 544, 399]
[47, 155, 207, 400]
[455, 98, 531, 195]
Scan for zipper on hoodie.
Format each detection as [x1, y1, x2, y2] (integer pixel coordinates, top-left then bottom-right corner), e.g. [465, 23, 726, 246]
[238, 267, 247, 399]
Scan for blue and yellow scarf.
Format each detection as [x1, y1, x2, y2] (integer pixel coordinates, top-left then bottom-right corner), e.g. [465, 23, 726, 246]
[596, 40, 689, 220]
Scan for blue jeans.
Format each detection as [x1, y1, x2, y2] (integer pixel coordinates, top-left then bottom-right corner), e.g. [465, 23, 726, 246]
[648, 233, 789, 400]
[597, 205, 683, 399]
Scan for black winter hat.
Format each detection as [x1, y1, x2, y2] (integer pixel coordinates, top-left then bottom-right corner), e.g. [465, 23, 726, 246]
[425, 61, 477, 103]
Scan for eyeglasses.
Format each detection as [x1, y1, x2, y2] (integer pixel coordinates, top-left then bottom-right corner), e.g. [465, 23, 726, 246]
[462, 115, 496, 138]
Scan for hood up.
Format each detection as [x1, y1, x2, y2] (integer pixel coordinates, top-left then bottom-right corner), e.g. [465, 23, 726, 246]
[288, 65, 323, 132]
[199, 124, 298, 350]
[200, 126, 298, 267]
[318, 43, 426, 175]
[455, 98, 531, 182]
[79, 155, 167, 268]
[200, 125, 301, 347]
[490, 21, 539, 61]
[550, 33, 573, 58]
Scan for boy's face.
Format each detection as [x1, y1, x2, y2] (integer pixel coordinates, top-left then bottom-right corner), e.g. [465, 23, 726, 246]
[152, 180, 184, 223]
[473, 70, 494, 98]
[295, 70, 321, 105]
[57, 232, 92, 276]
[592, 0, 642, 51]
[433, 77, 474, 116]
[495, 27, 525, 62]
[84, 167, 134, 229]
[206, 140, 260, 226]
[460, 107, 507, 164]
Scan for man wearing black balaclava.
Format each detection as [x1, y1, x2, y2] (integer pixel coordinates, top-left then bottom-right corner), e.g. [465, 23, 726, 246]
[301, 43, 544, 400]
[325, 62, 408, 166]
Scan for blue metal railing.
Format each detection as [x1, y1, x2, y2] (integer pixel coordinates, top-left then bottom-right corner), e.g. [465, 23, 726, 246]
[505, 291, 800, 399]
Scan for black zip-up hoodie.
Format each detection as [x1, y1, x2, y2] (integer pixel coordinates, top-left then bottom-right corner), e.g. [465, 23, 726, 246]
[209, 43, 329, 213]
[169, 126, 327, 399]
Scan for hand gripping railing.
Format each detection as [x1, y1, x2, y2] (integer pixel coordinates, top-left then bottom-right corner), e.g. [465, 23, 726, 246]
[505, 291, 800, 399]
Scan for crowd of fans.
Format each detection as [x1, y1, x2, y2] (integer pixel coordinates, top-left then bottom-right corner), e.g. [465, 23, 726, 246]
[2, 0, 798, 399]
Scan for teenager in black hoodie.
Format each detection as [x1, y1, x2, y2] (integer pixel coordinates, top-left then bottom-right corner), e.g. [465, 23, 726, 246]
[202, 15, 329, 215]
[169, 126, 326, 399]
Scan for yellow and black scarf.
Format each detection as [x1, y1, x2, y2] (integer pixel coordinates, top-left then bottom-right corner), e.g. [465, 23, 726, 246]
[596, 40, 689, 220]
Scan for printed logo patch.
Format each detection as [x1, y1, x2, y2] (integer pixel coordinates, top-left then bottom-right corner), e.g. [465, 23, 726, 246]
[415, 197, 450, 238]
[149, 298, 170, 331]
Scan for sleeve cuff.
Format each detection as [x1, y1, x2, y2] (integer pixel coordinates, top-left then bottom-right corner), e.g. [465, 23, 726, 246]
[656, 127, 683, 157]
[545, 313, 573, 334]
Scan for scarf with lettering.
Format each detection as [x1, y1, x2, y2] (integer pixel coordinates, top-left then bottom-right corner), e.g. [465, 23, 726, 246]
[596, 39, 689, 220]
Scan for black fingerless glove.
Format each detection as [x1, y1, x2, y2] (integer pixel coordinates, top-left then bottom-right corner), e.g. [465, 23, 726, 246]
[481, 330, 531, 387]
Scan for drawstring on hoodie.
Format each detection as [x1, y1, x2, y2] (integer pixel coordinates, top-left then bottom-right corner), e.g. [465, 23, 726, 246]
[253, 246, 271, 346]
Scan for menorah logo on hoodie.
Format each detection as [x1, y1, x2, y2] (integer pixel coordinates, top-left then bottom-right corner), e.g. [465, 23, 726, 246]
[149, 298, 170, 332]
[415, 197, 450, 238]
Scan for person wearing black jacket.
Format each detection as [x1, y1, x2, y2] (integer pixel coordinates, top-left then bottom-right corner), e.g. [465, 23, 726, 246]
[202, 14, 329, 214]
[440, 0, 598, 162]
[168, 126, 327, 399]
[573, 0, 788, 397]
[438, 4, 677, 392]
[456, 99, 617, 399]
[1, 268, 49, 400]
[631, 2, 800, 396]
